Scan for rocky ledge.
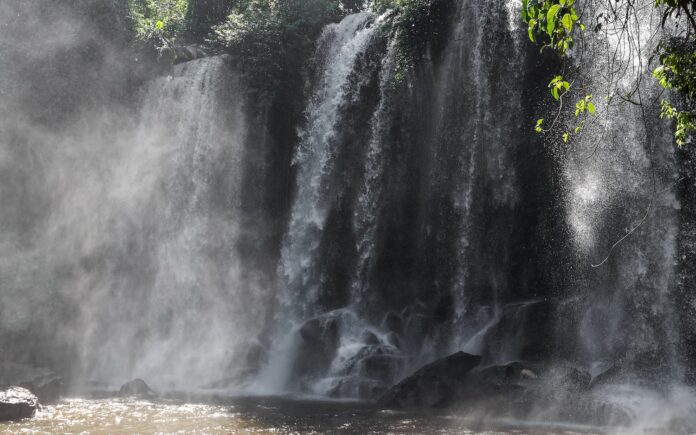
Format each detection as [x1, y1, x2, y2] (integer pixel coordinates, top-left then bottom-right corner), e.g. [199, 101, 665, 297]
[378, 351, 694, 429]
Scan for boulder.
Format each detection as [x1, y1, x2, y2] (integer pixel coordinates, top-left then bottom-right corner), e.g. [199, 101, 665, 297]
[0, 387, 38, 421]
[590, 351, 670, 389]
[338, 344, 404, 383]
[476, 361, 539, 385]
[361, 331, 380, 346]
[379, 351, 482, 408]
[119, 378, 155, 397]
[558, 366, 591, 390]
[382, 311, 404, 335]
[0, 363, 63, 404]
[293, 315, 341, 379]
[361, 354, 402, 381]
[328, 376, 389, 399]
[384, 332, 401, 350]
[484, 300, 553, 362]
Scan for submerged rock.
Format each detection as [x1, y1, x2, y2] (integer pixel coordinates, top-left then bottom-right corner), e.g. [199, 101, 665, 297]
[0, 387, 38, 421]
[379, 351, 482, 408]
[0, 363, 63, 404]
[119, 379, 155, 397]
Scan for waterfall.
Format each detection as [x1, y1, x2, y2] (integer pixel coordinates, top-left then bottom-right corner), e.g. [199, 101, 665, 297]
[425, 0, 525, 359]
[80, 55, 262, 389]
[279, 11, 380, 320]
[3, 0, 694, 412]
[560, 2, 681, 375]
[258, 0, 687, 400]
[258, 12, 386, 394]
[260, 1, 541, 397]
[0, 55, 265, 389]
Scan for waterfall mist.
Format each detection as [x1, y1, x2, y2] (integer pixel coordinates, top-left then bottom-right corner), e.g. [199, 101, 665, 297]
[0, 2, 270, 390]
[2, 0, 696, 430]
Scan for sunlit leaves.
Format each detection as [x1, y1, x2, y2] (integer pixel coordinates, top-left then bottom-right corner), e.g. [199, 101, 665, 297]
[654, 37, 696, 146]
[574, 94, 594, 116]
[535, 118, 544, 132]
[522, 0, 587, 143]
[129, 0, 188, 47]
[521, 0, 695, 148]
[549, 75, 570, 100]
[546, 4, 561, 36]
[521, 0, 580, 56]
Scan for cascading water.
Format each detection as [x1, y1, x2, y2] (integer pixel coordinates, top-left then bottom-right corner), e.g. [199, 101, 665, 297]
[424, 0, 526, 359]
[256, 0, 693, 405]
[558, 2, 681, 377]
[259, 1, 555, 397]
[3, 0, 696, 429]
[0, 55, 266, 389]
[258, 12, 388, 394]
[82, 56, 267, 389]
[278, 11, 381, 321]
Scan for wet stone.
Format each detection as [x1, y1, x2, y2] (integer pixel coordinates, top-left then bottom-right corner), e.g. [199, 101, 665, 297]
[0, 387, 39, 422]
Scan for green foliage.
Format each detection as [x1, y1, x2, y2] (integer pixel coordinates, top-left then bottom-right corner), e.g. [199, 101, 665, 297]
[129, 0, 189, 47]
[522, 0, 591, 141]
[185, 0, 231, 40]
[549, 75, 570, 100]
[208, 0, 345, 90]
[370, 0, 441, 83]
[372, 0, 427, 14]
[654, 37, 696, 146]
[522, 0, 696, 147]
[521, 0, 581, 55]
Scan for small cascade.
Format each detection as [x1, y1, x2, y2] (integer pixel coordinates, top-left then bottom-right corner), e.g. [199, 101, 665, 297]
[559, 2, 681, 375]
[424, 0, 526, 358]
[260, 12, 386, 394]
[279, 11, 380, 321]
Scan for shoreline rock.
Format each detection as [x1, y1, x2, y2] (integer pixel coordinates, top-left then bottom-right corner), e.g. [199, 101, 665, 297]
[0, 387, 39, 422]
[119, 379, 155, 397]
[378, 353, 641, 427]
[0, 362, 63, 404]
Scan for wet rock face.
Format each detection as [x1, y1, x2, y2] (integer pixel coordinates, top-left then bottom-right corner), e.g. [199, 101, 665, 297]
[290, 310, 409, 398]
[379, 354, 644, 427]
[0, 387, 38, 422]
[294, 316, 341, 381]
[0, 363, 63, 404]
[379, 352, 482, 408]
[119, 379, 155, 397]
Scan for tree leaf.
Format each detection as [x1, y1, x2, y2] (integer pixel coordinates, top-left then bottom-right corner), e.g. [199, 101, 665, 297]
[547, 4, 561, 36]
[561, 13, 573, 32]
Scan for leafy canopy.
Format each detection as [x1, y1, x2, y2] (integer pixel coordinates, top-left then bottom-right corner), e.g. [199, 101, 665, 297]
[522, 0, 696, 147]
[129, 0, 189, 47]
